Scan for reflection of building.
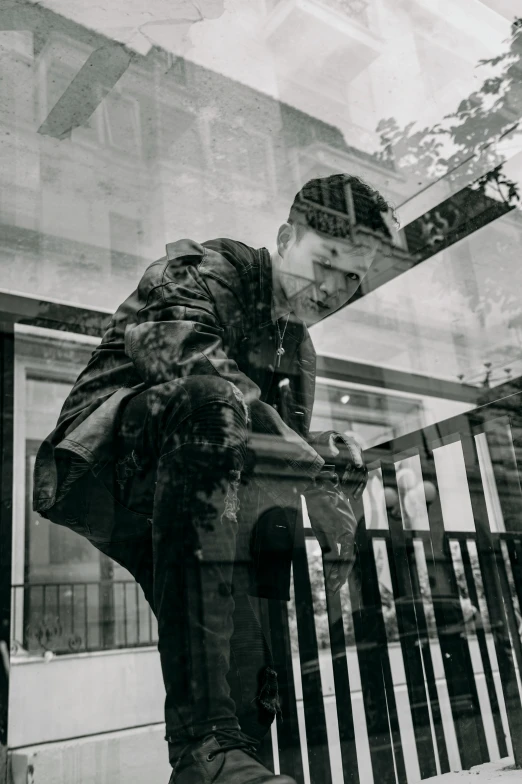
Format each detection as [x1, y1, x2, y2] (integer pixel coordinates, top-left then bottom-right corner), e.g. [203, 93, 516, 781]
[265, 0, 381, 130]
[1, 3, 414, 312]
[3, 1, 522, 782]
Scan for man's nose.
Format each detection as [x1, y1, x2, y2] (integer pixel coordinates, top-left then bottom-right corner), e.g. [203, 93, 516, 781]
[319, 281, 333, 298]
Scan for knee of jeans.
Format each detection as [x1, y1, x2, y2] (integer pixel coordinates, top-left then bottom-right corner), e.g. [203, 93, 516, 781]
[157, 377, 247, 423]
[158, 385, 248, 467]
[185, 376, 248, 421]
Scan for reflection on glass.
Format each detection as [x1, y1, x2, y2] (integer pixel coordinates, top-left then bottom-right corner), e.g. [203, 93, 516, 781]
[363, 468, 389, 530]
[2, 2, 522, 782]
[433, 441, 476, 532]
[395, 454, 431, 531]
[475, 431, 506, 534]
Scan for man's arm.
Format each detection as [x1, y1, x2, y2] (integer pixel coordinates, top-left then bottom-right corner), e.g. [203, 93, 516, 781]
[308, 431, 368, 501]
[124, 242, 324, 481]
[124, 245, 259, 402]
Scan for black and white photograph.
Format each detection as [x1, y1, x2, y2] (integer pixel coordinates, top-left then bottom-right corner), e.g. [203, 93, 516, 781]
[1, 2, 522, 782]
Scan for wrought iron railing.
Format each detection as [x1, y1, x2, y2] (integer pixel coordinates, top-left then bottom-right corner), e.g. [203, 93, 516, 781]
[11, 580, 158, 656]
[3, 292, 522, 780]
[257, 390, 522, 781]
[9, 392, 522, 781]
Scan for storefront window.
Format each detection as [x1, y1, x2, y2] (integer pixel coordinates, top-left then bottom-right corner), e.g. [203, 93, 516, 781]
[2, 1, 522, 781]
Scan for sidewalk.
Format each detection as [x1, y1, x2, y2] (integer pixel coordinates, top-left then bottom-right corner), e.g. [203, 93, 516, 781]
[422, 759, 521, 782]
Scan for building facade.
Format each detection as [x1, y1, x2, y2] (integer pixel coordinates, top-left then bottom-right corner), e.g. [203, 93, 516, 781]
[1, 1, 522, 782]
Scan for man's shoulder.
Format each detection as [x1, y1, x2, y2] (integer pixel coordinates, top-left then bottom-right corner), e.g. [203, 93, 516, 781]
[159, 237, 266, 313]
[202, 237, 261, 277]
[163, 237, 260, 270]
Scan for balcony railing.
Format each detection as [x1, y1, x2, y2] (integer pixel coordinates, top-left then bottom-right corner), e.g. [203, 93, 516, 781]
[2, 295, 522, 781]
[11, 580, 158, 656]
[260, 393, 522, 781]
[10, 392, 522, 781]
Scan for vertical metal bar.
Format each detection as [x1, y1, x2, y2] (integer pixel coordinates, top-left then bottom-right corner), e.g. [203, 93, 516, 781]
[407, 536, 450, 773]
[71, 584, 75, 642]
[349, 495, 404, 784]
[324, 587, 359, 784]
[98, 583, 103, 649]
[100, 554, 114, 649]
[458, 426, 522, 767]
[264, 595, 304, 784]
[380, 457, 443, 778]
[135, 583, 140, 645]
[84, 584, 88, 651]
[508, 540, 522, 625]
[398, 537, 450, 773]
[482, 417, 522, 532]
[253, 597, 275, 773]
[418, 429, 488, 770]
[123, 582, 128, 648]
[460, 539, 508, 758]
[22, 582, 30, 652]
[9, 590, 15, 655]
[57, 585, 61, 645]
[0, 324, 14, 784]
[498, 538, 522, 678]
[292, 524, 332, 784]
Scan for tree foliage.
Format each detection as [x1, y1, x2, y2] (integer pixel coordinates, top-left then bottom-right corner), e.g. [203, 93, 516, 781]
[376, 19, 522, 191]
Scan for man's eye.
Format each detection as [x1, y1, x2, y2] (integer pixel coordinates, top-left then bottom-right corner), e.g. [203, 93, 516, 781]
[318, 258, 332, 269]
[346, 272, 359, 282]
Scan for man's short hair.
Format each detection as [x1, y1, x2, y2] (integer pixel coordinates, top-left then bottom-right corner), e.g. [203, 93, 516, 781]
[288, 173, 396, 241]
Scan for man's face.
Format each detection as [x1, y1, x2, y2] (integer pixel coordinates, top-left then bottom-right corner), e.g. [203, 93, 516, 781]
[277, 225, 376, 326]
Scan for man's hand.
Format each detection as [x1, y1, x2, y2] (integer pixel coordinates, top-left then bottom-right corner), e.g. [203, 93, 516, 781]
[304, 466, 359, 595]
[310, 431, 368, 500]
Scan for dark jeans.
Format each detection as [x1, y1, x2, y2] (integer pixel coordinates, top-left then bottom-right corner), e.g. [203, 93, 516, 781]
[47, 377, 300, 751]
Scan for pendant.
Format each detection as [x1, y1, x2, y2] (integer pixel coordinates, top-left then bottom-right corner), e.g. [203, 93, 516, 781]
[276, 346, 285, 366]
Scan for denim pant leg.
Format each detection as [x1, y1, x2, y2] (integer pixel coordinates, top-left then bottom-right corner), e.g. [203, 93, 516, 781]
[115, 377, 250, 745]
[47, 377, 291, 753]
[49, 456, 280, 749]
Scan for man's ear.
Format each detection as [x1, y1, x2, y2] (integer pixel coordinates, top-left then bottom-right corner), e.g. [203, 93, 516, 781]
[276, 222, 296, 257]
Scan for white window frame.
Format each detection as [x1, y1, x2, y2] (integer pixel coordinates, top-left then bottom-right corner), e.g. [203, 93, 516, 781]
[101, 88, 142, 157]
[12, 327, 99, 652]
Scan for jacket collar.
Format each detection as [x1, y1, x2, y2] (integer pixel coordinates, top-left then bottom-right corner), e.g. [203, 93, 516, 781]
[257, 247, 275, 328]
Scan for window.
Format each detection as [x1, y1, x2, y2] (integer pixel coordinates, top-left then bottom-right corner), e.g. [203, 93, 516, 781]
[13, 335, 157, 656]
[166, 54, 187, 86]
[311, 381, 424, 448]
[210, 121, 272, 186]
[102, 91, 141, 154]
[109, 212, 143, 278]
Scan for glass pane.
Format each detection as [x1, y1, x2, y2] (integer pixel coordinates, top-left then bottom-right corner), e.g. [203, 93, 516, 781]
[2, 1, 522, 779]
[395, 454, 430, 531]
[14, 331, 156, 658]
[433, 441, 476, 532]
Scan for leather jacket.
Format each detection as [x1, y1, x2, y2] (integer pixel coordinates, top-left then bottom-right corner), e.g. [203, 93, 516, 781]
[33, 237, 324, 514]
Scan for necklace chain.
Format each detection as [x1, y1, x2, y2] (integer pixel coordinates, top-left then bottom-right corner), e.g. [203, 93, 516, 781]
[276, 315, 289, 367]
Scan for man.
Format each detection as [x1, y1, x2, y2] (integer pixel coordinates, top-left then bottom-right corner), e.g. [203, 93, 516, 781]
[33, 173, 395, 783]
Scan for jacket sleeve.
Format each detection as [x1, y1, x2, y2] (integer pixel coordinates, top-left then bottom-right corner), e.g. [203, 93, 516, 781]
[297, 328, 317, 438]
[124, 243, 324, 481]
[123, 244, 261, 405]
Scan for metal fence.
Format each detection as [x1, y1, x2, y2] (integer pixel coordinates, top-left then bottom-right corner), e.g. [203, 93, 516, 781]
[254, 390, 522, 782]
[3, 285, 522, 780]
[11, 580, 158, 656]
[10, 390, 522, 781]
[8, 392, 522, 781]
